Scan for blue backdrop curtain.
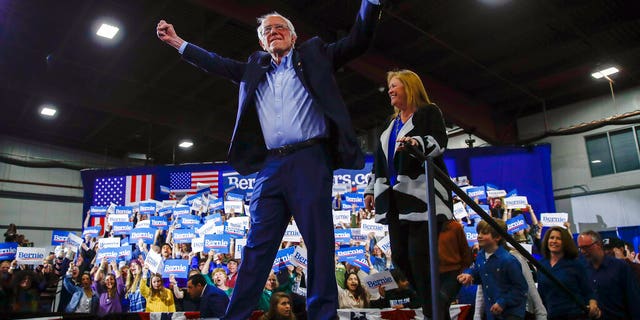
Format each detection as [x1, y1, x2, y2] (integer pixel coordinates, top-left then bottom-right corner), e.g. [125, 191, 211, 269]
[81, 144, 556, 221]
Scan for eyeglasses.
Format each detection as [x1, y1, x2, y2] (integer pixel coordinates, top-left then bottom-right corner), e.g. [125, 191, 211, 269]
[261, 24, 288, 36]
[578, 242, 597, 251]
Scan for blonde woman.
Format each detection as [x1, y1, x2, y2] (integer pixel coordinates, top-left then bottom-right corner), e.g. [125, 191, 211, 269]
[125, 259, 146, 312]
[365, 69, 452, 317]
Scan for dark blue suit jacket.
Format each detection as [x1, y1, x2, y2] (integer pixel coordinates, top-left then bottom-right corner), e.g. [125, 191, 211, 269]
[182, 0, 381, 175]
[199, 284, 230, 318]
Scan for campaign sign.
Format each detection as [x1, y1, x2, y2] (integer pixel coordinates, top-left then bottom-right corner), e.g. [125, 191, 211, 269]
[108, 214, 129, 225]
[227, 216, 250, 230]
[485, 183, 500, 191]
[173, 205, 190, 217]
[466, 186, 487, 200]
[112, 222, 134, 236]
[227, 192, 245, 202]
[376, 235, 391, 253]
[136, 219, 151, 229]
[173, 229, 197, 244]
[540, 213, 569, 227]
[222, 171, 257, 200]
[272, 246, 295, 272]
[333, 210, 351, 225]
[361, 219, 387, 237]
[486, 190, 507, 198]
[139, 202, 157, 215]
[504, 196, 528, 209]
[16, 247, 47, 265]
[224, 222, 245, 239]
[183, 192, 205, 206]
[352, 256, 370, 274]
[98, 237, 121, 249]
[129, 228, 156, 245]
[51, 230, 69, 246]
[107, 203, 117, 214]
[336, 246, 366, 262]
[506, 189, 518, 198]
[96, 247, 119, 262]
[290, 246, 308, 269]
[158, 207, 173, 217]
[466, 204, 489, 219]
[204, 213, 223, 226]
[0, 242, 18, 261]
[197, 220, 222, 236]
[150, 216, 169, 230]
[350, 228, 367, 242]
[190, 237, 204, 254]
[234, 238, 247, 260]
[115, 206, 134, 216]
[208, 198, 223, 212]
[90, 206, 108, 217]
[224, 200, 244, 215]
[162, 200, 177, 208]
[66, 232, 83, 249]
[145, 250, 164, 274]
[364, 271, 398, 293]
[179, 214, 201, 227]
[343, 192, 364, 206]
[464, 227, 478, 247]
[82, 226, 102, 238]
[162, 259, 189, 279]
[334, 229, 352, 244]
[453, 202, 467, 220]
[283, 224, 302, 242]
[204, 234, 231, 254]
[118, 245, 132, 261]
[506, 215, 527, 234]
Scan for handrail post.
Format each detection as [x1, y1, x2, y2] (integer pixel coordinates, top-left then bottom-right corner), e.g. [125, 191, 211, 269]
[425, 156, 441, 320]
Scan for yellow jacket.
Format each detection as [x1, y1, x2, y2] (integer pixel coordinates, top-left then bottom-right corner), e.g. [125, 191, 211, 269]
[140, 278, 176, 312]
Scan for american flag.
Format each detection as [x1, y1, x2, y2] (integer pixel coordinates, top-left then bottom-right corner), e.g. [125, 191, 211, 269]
[170, 171, 219, 194]
[92, 175, 155, 206]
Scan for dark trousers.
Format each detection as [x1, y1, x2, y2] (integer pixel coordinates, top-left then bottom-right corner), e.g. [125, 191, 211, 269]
[439, 270, 462, 320]
[224, 144, 337, 320]
[387, 211, 432, 317]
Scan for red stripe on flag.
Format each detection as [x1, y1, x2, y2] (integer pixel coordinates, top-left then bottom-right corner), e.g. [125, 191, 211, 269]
[130, 175, 137, 204]
[141, 175, 147, 200]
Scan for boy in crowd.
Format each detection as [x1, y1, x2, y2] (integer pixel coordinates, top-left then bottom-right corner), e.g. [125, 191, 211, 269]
[457, 218, 527, 320]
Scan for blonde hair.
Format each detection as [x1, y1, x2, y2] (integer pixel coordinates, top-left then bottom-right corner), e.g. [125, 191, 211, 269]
[387, 69, 432, 120]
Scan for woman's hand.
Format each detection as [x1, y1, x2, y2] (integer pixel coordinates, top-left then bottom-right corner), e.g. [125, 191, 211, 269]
[396, 136, 418, 152]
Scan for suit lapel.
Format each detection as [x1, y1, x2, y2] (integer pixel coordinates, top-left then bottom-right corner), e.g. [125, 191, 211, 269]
[380, 120, 394, 162]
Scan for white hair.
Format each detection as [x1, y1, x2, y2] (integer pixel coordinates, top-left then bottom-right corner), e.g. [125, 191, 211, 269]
[256, 11, 296, 43]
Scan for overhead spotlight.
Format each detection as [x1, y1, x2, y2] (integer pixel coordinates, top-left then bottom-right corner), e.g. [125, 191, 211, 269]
[591, 67, 619, 79]
[39, 105, 57, 118]
[591, 160, 602, 164]
[178, 140, 194, 149]
[378, 86, 386, 93]
[96, 23, 119, 39]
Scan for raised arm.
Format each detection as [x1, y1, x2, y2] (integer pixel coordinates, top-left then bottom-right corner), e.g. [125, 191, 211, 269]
[329, 0, 382, 69]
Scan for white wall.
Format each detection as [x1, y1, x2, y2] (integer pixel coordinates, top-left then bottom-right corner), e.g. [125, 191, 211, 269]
[517, 86, 640, 232]
[0, 135, 129, 248]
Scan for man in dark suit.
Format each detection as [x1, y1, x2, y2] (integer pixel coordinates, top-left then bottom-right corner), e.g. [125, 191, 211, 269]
[157, 1, 381, 318]
[186, 273, 230, 318]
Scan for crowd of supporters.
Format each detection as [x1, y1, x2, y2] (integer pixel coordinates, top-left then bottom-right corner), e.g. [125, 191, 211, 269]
[2, 186, 640, 319]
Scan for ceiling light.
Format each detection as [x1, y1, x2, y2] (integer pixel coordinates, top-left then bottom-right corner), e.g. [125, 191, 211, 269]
[178, 140, 193, 149]
[40, 105, 57, 117]
[591, 160, 602, 164]
[591, 67, 619, 79]
[96, 23, 119, 39]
